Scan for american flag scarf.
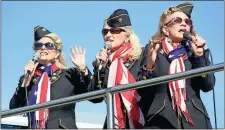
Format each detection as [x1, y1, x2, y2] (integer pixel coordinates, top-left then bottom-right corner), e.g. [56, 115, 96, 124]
[161, 37, 194, 126]
[28, 63, 60, 129]
[107, 42, 145, 129]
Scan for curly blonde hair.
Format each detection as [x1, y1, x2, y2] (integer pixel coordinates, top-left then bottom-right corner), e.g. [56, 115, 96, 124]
[151, 6, 197, 44]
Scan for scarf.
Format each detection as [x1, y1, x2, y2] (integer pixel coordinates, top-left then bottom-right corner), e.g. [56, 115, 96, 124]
[28, 63, 60, 129]
[107, 42, 145, 129]
[162, 37, 194, 126]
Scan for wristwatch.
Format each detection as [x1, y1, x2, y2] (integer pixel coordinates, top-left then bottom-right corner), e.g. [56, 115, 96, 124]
[80, 66, 87, 74]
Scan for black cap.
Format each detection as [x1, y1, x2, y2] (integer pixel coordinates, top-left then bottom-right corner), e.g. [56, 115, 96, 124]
[107, 9, 131, 28]
[34, 26, 51, 41]
[176, 2, 194, 18]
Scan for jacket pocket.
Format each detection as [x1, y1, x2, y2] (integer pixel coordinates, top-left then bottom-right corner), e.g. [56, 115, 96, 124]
[58, 118, 68, 129]
[191, 99, 210, 119]
[147, 98, 167, 122]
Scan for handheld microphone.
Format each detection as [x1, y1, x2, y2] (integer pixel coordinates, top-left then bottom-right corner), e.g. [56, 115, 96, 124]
[183, 32, 208, 50]
[25, 52, 40, 78]
[98, 41, 112, 70]
[183, 31, 193, 41]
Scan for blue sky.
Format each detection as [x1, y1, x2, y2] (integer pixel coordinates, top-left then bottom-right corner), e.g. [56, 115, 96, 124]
[2, 1, 224, 128]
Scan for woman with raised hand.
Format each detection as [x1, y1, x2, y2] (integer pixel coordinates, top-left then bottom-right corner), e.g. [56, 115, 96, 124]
[9, 26, 92, 129]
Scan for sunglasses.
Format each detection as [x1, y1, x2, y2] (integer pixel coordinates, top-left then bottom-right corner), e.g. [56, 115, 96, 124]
[102, 28, 126, 36]
[165, 17, 193, 26]
[34, 42, 56, 50]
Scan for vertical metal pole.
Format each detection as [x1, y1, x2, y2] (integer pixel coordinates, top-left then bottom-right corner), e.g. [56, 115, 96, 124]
[106, 92, 114, 129]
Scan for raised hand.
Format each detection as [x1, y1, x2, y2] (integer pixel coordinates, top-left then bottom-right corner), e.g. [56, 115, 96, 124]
[70, 45, 86, 70]
[146, 39, 160, 71]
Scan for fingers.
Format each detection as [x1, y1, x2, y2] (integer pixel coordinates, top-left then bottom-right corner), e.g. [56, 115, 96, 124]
[148, 39, 153, 51]
[149, 43, 160, 56]
[78, 46, 82, 54]
[69, 54, 76, 66]
[24, 61, 36, 75]
[153, 44, 160, 52]
[100, 48, 108, 53]
[196, 37, 206, 47]
[191, 36, 197, 43]
[147, 42, 159, 70]
[192, 35, 206, 48]
[99, 48, 108, 58]
[96, 55, 107, 64]
[96, 49, 108, 62]
[71, 45, 86, 55]
[74, 45, 79, 54]
[70, 47, 76, 56]
[107, 50, 111, 54]
[99, 53, 108, 61]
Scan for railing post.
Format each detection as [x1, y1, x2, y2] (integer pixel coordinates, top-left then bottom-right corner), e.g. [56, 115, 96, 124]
[106, 92, 114, 129]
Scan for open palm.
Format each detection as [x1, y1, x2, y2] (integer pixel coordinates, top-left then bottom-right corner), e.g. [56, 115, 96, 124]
[70, 45, 86, 70]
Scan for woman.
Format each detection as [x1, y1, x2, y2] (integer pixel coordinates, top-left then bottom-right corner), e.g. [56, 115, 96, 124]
[88, 9, 145, 129]
[9, 26, 92, 129]
[139, 2, 215, 129]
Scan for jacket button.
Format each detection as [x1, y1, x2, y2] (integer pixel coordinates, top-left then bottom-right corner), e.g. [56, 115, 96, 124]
[143, 76, 147, 80]
[202, 74, 207, 78]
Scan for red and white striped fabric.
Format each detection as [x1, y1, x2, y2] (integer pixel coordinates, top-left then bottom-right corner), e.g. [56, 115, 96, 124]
[162, 37, 194, 126]
[35, 72, 51, 129]
[107, 42, 145, 129]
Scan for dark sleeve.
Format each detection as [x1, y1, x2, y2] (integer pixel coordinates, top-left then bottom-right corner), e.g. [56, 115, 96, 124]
[87, 66, 109, 103]
[137, 44, 155, 96]
[69, 67, 93, 95]
[190, 49, 215, 92]
[9, 75, 30, 109]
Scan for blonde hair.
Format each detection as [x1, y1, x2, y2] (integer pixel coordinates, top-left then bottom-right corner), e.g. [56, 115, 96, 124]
[123, 26, 142, 60]
[33, 33, 68, 69]
[103, 19, 142, 60]
[151, 6, 197, 43]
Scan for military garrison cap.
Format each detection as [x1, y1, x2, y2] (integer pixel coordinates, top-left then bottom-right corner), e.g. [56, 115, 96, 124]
[34, 26, 51, 41]
[107, 9, 131, 27]
[176, 2, 194, 18]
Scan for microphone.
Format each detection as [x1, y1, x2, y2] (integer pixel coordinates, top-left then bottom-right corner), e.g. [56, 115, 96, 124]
[183, 31, 193, 41]
[98, 41, 112, 70]
[25, 52, 40, 78]
[183, 32, 208, 50]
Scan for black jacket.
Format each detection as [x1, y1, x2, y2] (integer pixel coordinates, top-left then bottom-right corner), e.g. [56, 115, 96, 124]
[138, 43, 215, 129]
[88, 48, 145, 129]
[9, 67, 92, 129]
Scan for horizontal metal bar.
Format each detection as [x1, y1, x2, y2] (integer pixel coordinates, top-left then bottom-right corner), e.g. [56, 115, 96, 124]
[2, 89, 107, 118]
[109, 63, 224, 94]
[1, 63, 224, 118]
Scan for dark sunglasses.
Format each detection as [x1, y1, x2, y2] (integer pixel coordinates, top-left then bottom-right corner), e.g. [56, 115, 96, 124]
[34, 42, 56, 50]
[165, 17, 192, 26]
[102, 28, 126, 36]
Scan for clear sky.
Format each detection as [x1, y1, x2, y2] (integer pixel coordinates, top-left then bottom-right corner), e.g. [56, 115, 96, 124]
[2, 1, 224, 128]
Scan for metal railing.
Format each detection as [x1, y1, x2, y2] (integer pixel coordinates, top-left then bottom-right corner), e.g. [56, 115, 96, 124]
[1, 62, 224, 129]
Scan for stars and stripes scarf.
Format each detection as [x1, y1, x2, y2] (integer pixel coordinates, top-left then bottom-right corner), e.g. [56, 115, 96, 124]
[161, 37, 194, 126]
[28, 63, 60, 129]
[107, 42, 145, 129]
